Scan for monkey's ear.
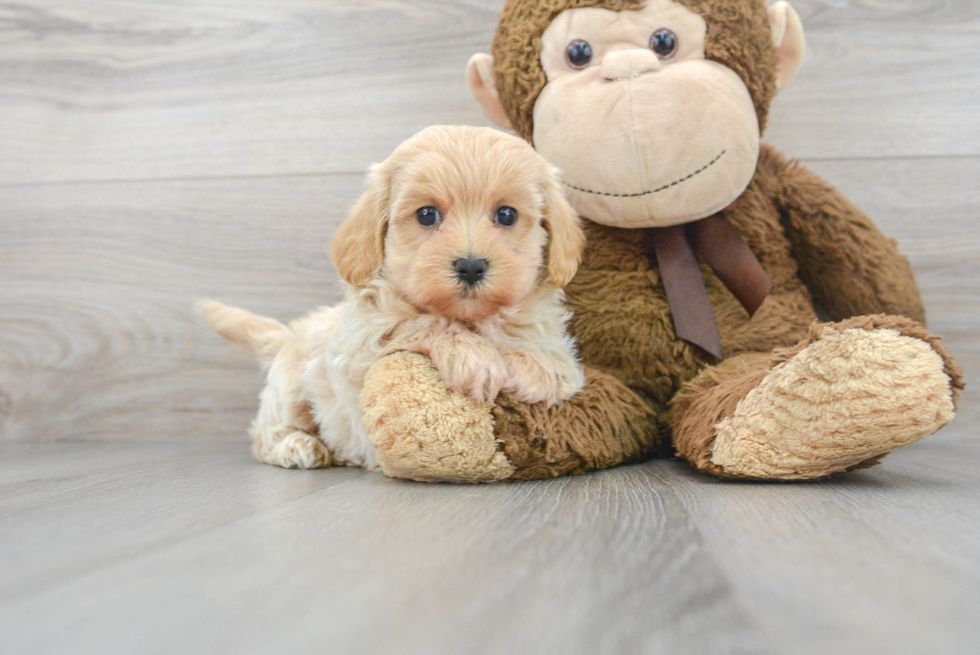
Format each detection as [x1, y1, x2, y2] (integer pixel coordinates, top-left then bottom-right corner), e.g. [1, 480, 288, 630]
[542, 171, 585, 287]
[466, 54, 512, 129]
[768, 2, 806, 92]
[330, 164, 391, 288]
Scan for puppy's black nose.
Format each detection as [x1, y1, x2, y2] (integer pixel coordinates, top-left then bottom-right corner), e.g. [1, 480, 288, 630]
[454, 258, 488, 286]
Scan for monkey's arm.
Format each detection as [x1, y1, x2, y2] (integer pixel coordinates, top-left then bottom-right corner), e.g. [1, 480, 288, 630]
[772, 156, 926, 324]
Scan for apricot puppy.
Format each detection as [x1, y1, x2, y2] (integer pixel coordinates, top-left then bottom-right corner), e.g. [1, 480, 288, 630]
[200, 126, 586, 470]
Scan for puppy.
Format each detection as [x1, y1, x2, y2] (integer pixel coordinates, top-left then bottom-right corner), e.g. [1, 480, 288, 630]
[200, 126, 586, 470]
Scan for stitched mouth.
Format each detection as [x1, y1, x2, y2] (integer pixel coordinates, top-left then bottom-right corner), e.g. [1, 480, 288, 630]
[562, 150, 726, 198]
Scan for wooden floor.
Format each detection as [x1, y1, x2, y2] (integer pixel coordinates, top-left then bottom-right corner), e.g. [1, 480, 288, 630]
[1, 1, 979, 653]
[2, 440, 980, 655]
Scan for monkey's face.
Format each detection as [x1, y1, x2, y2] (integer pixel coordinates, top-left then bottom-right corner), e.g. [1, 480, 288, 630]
[532, 0, 761, 228]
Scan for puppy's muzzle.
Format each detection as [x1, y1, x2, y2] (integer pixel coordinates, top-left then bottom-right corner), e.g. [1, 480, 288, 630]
[454, 257, 488, 287]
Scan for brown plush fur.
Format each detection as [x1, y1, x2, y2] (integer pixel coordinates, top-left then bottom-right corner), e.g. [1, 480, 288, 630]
[775, 164, 928, 324]
[488, 145, 955, 479]
[563, 146, 825, 399]
[494, 366, 665, 480]
[361, 0, 961, 483]
[669, 315, 964, 479]
[492, 0, 777, 141]
[669, 352, 773, 477]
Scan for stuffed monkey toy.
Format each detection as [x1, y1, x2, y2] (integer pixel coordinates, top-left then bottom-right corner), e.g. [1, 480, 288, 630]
[353, 0, 964, 482]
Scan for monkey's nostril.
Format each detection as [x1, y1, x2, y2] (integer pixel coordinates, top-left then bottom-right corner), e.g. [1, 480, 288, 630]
[453, 258, 489, 286]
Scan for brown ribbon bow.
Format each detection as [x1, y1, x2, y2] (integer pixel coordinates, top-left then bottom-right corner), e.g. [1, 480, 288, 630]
[650, 213, 771, 360]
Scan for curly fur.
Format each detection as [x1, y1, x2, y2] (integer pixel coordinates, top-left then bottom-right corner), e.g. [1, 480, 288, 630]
[201, 126, 587, 469]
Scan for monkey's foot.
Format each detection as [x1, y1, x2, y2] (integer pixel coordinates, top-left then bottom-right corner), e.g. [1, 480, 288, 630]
[709, 317, 962, 480]
[361, 352, 515, 482]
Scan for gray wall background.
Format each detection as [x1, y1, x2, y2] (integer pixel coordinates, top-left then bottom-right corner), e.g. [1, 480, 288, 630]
[1, 0, 977, 443]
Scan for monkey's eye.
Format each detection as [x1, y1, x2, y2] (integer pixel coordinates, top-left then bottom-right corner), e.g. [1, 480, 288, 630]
[565, 40, 593, 70]
[494, 207, 518, 227]
[416, 206, 442, 227]
[650, 29, 678, 59]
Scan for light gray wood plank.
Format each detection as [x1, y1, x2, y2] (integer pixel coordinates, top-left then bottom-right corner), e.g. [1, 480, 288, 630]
[1, 2, 977, 654]
[0, 442, 771, 655]
[2, 156, 977, 444]
[668, 439, 980, 655]
[2, 1, 979, 187]
[2, 442, 979, 654]
[0, 441, 365, 599]
[0, 0, 501, 186]
[766, 0, 980, 160]
[0, 174, 357, 442]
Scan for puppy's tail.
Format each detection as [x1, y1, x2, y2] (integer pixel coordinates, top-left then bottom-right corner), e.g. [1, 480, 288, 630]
[197, 301, 290, 366]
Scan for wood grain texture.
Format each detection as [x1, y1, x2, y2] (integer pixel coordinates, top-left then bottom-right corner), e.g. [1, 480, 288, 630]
[765, 0, 980, 160]
[2, 157, 977, 443]
[0, 174, 355, 442]
[1, 1, 979, 652]
[1, 441, 979, 655]
[0, 0, 501, 185]
[670, 439, 980, 655]
[0, 442, 772, 655]
[1, 0, 979, 187]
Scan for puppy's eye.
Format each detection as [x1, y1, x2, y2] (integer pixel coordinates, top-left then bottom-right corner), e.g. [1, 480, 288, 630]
[416, 206, 441, 228]
[494, 207, 518, 227]
[565, 40, 593, 70]
[650, 29, 678, 59]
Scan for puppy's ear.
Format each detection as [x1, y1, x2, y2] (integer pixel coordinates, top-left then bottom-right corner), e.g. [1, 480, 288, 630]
[330, 163, 392, 288]
[542, 170, 585, 287]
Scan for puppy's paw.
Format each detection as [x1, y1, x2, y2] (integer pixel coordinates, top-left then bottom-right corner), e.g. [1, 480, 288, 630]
[554, 362, 587, 403]
[253, 430, 333, 470]
[504, 350, 585, 406]
[439, 352, 510, 403]
[429, 332, 509, 403]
